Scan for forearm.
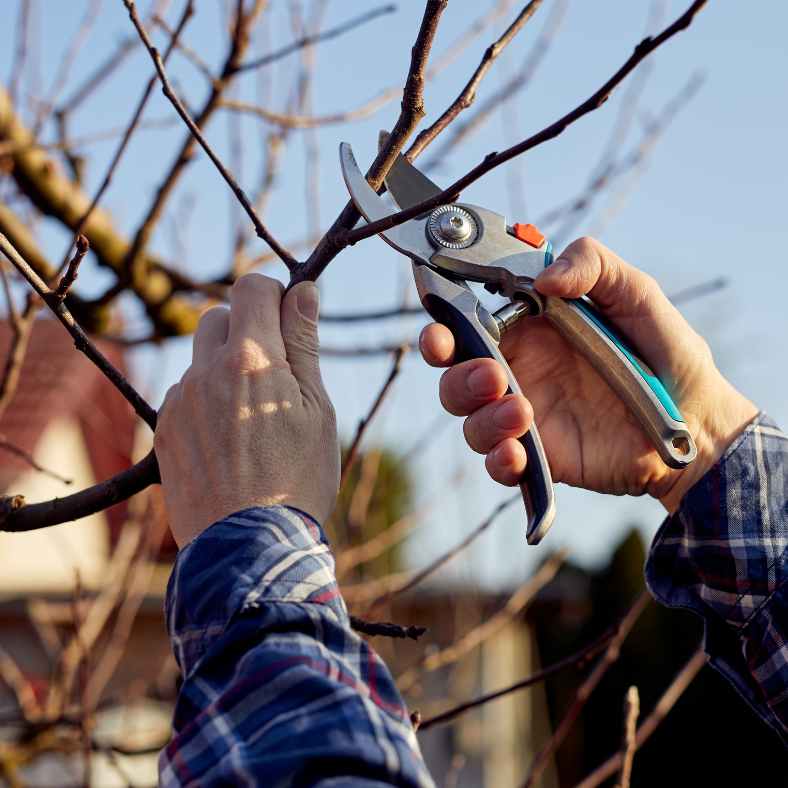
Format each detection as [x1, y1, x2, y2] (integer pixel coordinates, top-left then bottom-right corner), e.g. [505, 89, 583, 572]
[160, 506, 433, 787]
[646, 413, 788, 745]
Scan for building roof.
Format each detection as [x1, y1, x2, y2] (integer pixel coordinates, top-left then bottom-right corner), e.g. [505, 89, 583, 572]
[0, 317, 136, 535]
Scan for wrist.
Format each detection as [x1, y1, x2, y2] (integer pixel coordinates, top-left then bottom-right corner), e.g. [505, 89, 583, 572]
[658, 377, 758, 514]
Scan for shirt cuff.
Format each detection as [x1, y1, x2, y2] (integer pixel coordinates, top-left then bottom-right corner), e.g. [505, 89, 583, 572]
[646, 412, 788, 744]
[165, 505, 347, 675]
[646, 412, 787, 627]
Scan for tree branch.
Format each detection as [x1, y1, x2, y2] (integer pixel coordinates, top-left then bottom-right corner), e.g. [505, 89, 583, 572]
[344, 1, 708, 247]
[53, 233, 88, 302]
[340, 345, 407, 486]
[237, 4, 397, 74]
[420, 0, 567, 168]
[0, 285, 38, 420]
[574, 648, 706, 788]
[397, 550, 566, 692]
[58, 0, 196, 276]
[0, 86, 201, 335]
[291, 0, 449, 285]
[520, 591, 651, 788]
[0, 234, 156, 428]
[0, 451, 158, 533]
[123, 0, 297, 271]
[617, 686, 640, 788]
[407, 0, 545, 159]
[418, 624, 617, 731]
[349, 616, 427, 641]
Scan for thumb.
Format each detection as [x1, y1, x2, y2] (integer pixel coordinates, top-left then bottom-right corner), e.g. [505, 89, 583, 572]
[534, 236, 669, 318]
[533, 237, 704, 382]
[281, 282, 325, 400]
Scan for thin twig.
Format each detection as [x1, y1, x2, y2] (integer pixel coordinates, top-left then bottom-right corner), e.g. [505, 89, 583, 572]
[421, 0, 567, 168]
[121, 0, 295, 275]
[0, 646, 40, 721]
[349, 616, 427, 641]
[0, 234, 156, 428]
[0, 439, 73, 485]
[0, 450, 158, 533]
[397, 550, 566, 692]
[547, 72, 704, 246]
[57, 0, 196, 276]
[368, 494, 520, 614]
[520, 591, 652, 788]
[617, 686, 640, 788]
[336, 508, 427, 578]
[153, 13, 214, 82]
[344, 1, 708, 248]
[418, 625, 617, 731]
[237, 4, 396, 73]
[341, 345, 407, 486]
[54, 234, 88, 302]
[408, 0, 545, 159]
[31, 0, 101, 136]
[574, 648, 705, 788]
[0, 288, 38, 421]
[291, 0, 449, 286]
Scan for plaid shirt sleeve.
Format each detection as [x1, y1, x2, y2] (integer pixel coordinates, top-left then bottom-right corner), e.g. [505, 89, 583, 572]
[159, 505, 435, 788]
[646, 413, 788, 745]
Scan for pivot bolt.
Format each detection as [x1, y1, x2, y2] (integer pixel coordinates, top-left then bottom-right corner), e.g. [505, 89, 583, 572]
[427, 205, 478, 249]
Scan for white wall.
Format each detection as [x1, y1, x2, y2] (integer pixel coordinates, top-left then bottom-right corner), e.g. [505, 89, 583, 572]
[0, 419, 109, 595]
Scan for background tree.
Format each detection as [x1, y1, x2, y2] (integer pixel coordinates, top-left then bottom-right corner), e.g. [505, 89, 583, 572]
[0, 1, 785, 785]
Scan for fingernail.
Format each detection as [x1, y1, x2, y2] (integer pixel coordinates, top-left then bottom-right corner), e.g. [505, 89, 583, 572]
[468, 367, 499, 397]
[296, 283, 319, 321]
[493, 398, 524, 430]
[538, 258, 571, 279]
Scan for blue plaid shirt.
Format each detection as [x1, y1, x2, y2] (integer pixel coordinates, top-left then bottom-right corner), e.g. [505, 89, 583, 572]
[159, 414, 787, 785]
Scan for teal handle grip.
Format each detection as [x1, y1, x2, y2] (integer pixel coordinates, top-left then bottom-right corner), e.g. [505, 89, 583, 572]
[571, 299, 684, 422]
[542, 296, 697, 469]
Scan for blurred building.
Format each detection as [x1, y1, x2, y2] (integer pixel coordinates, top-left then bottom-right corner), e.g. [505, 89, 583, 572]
[0, 318, 176, 593]
[0, 318, 174, 786]
[0, 322, 560, 786]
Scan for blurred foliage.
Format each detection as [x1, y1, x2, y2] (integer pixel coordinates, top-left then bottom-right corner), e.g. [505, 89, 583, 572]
[529, 527, 786, 787]
[327, 446, 413, 580]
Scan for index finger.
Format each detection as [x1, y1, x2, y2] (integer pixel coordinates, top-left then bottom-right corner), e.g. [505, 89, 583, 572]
[419, 323, 456, 367]
[227, 274, 287, 363]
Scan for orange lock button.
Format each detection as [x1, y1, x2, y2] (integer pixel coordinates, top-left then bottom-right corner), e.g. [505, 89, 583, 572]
[512, 223, 545, 248]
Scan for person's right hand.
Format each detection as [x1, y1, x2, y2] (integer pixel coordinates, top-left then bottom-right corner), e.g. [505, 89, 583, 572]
[420, 237, 758, 513]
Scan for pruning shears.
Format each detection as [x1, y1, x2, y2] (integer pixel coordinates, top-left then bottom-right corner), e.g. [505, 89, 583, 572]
[339, 143, 697, 545]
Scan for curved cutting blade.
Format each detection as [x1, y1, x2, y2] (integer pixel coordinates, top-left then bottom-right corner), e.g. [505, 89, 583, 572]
[339, 142, 433, 263]
[384, 152, 443, 210]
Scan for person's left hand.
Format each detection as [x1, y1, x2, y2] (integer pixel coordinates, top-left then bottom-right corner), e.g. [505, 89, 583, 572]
[154, 274, 339, 548]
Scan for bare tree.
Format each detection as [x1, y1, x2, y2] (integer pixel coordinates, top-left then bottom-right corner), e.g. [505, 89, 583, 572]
[0, 1, 717, 784]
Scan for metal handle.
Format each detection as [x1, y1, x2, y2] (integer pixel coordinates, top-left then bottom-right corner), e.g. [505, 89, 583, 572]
[543, 296, 697, 468]
[415, 266, 556, 544]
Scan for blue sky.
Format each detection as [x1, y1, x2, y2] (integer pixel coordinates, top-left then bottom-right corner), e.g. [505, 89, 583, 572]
[2, 1, 786, 587]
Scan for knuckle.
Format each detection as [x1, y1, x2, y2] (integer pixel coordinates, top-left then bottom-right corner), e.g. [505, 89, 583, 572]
[575, 235, 598, 253]
[224, 339, 266, 373]
[198, 305, 227, 328]
[232, 273, 283, 299]
[566, 236, 598, 262]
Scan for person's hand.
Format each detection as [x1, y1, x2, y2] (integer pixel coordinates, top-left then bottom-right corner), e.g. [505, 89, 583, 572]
[420, 237, 758, 512]
[155, 274, 339, 547]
